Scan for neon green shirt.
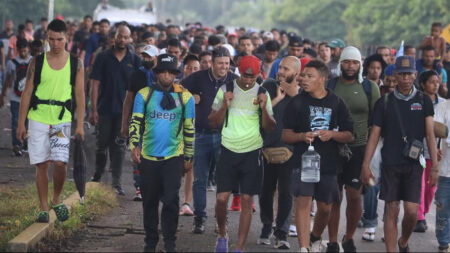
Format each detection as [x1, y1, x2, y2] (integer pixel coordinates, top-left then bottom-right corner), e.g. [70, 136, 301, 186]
[212, 81, 273, 153]
[28, 53, 72, 125]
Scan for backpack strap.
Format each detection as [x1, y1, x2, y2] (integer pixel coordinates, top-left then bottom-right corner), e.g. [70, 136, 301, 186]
[176, 92, 185, 137]
[361, 78, 373, 126]
[11, 59, 19, 66]
[30, 54, 45, 111]
[257, 85, 267, 136]
[326, 77, 339, 90]
[224, 80, 234, 127]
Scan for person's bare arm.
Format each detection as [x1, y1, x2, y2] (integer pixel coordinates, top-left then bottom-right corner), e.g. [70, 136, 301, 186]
[425, 116, 439, 186]
[0, 47, 5, 72]
[316, 130, 354, 143]
[360, 125, 382, 184]
[121, 90, 136, 137]
[208, 91, 232, 128]
[74, 57, 86, 140]
[282, 129, 315, 144]
[0, 71, 12, 107]
[16, 58, 36, 143]
[418, 36, 431, 49]
[89, 79, 100, 125]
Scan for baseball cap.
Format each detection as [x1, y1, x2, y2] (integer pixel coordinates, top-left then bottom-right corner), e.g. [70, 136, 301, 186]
[153, 54, 180, 73]
[328, 39, 346, 48]
[239, 55, 261, 76]
[394, 56, 416, 73]
[288, 35, 303, 47]
[384, 64, 395, 76]
[227, 32, 237, 37]
[141, 45, 159, 57]
[263, 31, 274, 40]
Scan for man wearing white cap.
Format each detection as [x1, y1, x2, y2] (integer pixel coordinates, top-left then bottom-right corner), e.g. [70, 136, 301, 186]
[326, 46, 380, 252]
[121, 44, 159, 200]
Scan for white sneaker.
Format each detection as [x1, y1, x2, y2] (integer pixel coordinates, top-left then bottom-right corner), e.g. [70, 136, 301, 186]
[274, 239, 290, 249]
[362, 227, 376, 242]
[310, 239, 323, 252]
[179, 203, 194, 216]
[289, 225, 297, 237]
[300, 247, 310, 252]
[257, 237, 271, 245]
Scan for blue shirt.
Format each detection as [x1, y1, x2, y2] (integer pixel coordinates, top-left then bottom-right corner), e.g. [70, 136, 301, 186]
[90, 48, 141, 115]
[84, 33, 101, 67]
[268, 57, 283, 79]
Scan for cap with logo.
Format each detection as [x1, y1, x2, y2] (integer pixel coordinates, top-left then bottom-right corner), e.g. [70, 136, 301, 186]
[154, 54, 180, 73]
[239, 55, 261, 76]
[328, 39, 346, 48]
[394, 56, 416, 73]
[141, 45, 159, 57]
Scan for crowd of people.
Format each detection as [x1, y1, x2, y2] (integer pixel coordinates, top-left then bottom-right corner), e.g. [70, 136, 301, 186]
[0, 14, 450, 253]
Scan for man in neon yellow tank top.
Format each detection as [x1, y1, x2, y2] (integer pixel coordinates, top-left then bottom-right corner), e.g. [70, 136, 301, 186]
[16, 19, 85, 223]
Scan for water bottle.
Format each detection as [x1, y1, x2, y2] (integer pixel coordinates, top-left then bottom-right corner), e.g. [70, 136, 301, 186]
[301, 144, 320, 183]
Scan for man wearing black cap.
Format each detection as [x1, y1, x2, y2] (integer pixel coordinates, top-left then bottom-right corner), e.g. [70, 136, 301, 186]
[361, 56, 438, 252]
[129, 53, 195, 252]
[268, 35, 303, 79]
[181, 46, 237, 234]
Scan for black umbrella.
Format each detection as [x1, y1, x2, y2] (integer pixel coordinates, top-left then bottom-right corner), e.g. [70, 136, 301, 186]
[73, 134, 87, 204]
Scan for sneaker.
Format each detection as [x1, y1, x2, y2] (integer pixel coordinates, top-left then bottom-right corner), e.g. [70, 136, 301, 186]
[439, 245, 450, 252]
[413, 219, 426, 233]
[362, 227, 375, 242]
[179, 203, 194, 216]
[52, 203, 69, 222]
[398, 239, 410, 252]
[36, 211, 49, 223]
[257, 224, 272, 245]
[274, 237, 290, 249]
[342, 237, 356, 252]
[230, 195, 241, 211]
[133, 188, 142, 201]
[12, 145, 23, 157]
[215, 237, 228, 253]
[90, 172, 101, 182]
[326, 242, 339, 252]
[300, 247, 310, 252]
[193, 217, 205, 234]
[207, 185, 216, 192]
[310, 233, 323, 252]
[289, 225, 297, 237]
[114, 185, 125, 196]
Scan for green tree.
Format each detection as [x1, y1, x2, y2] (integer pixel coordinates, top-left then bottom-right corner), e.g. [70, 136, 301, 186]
[271, 0, 348, 41]
[343, 0, 450, 50]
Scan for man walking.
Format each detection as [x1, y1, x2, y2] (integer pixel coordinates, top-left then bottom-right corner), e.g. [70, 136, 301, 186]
[361, 56, 438, 252]
[16, 19, 85, 222]
[89, 25, 141, 194]
[209, 55, 276, 252]
[129, 54, 195, 252]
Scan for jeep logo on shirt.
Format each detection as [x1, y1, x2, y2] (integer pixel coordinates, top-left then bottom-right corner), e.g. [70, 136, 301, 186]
[149, 110, 177, 121]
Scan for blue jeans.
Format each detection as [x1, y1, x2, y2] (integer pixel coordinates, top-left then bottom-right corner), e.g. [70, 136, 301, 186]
[192, 131, 221, 219]
[436, 176, 450, 248]
[362, 184, 380, 228]
[10, 100, 20, 147]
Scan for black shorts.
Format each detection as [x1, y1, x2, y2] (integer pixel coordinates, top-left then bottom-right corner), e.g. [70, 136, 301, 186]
[216, 146, 263, 195]
[338, 145, 365, 190]
[379, 164, 423, 204]
[291, 168, 340, 204]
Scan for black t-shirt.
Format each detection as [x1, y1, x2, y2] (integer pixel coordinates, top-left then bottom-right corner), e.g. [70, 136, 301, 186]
[372, 91, 434, 167]
[127, 68, 156, 93]
[181, 69, 237, 130]
[283, 90, 354, 175]
[263, 78, 296, 148]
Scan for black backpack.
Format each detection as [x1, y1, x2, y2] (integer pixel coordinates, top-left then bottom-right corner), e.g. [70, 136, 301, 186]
[11, 59, 29, 97]
[327, 77, 373, 126]
[29, 53, 78, 120]
[223, 80, 267, 131]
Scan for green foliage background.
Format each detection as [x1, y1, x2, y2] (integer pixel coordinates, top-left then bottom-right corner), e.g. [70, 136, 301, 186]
[0, 0, 449, 50]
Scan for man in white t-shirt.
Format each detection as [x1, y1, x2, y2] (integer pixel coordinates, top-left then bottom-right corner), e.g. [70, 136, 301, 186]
[0, 37, 32, 156]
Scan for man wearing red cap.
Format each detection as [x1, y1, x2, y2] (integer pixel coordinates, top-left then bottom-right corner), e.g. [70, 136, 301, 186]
[209, 55, 276, 253]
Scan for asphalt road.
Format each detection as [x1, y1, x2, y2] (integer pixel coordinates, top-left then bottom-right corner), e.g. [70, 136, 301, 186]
[0, 105, 441, 252]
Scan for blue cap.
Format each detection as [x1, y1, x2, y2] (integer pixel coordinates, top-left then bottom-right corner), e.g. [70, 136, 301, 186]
[394, 56, 416, 73]
[384, 64, 395, 76]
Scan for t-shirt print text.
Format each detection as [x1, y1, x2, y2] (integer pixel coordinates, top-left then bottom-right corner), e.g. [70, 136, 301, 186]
[410, 102, 422, 111]
[309, 106, 332, 131]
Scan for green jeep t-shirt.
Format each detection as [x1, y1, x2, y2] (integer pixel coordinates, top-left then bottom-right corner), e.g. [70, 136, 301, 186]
[212, 80, 273, 153]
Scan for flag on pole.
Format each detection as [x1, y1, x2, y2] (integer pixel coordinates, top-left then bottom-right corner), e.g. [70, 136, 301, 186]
[396, 40, 404, 58]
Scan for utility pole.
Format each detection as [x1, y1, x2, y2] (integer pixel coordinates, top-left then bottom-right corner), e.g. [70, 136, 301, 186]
[48, 0, 54, 21]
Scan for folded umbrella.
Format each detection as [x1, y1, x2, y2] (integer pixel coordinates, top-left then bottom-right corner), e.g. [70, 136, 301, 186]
[73, 135, 87, 204]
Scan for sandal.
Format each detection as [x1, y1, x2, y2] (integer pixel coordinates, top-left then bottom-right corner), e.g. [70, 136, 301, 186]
[52, 202, 69, 222]
[36, 211, 49, 223]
